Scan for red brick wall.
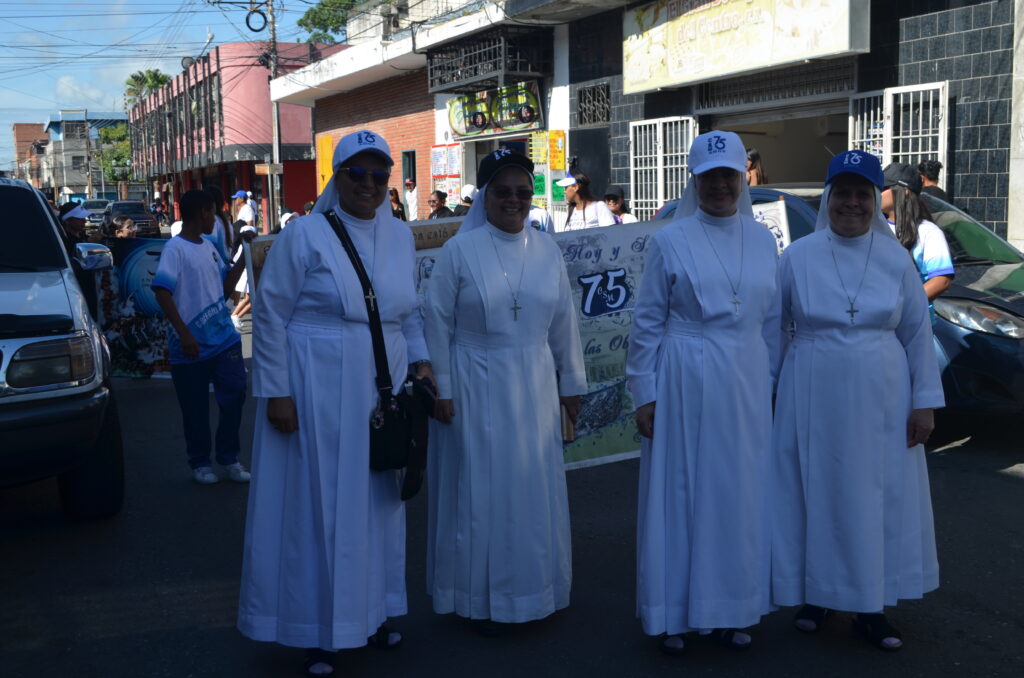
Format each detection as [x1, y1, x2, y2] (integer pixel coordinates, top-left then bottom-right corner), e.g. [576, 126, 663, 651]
[314, 69, 435, 220]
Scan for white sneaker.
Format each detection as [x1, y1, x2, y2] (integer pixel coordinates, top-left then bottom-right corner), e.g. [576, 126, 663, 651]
[225, 462, 251, 483]
[192, 466, 219, 484]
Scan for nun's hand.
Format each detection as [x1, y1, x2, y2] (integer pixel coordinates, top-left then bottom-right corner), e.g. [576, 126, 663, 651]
[435, 398, 455, 424]
[268, 396, 298, 434]
[636, 402, 656, 439]
[906, 408, 934, 447]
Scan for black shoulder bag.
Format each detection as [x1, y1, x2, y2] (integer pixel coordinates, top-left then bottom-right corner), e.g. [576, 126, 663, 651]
[325, 211, 433, 499]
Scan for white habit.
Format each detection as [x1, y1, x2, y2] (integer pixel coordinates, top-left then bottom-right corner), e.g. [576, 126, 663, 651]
[238, 209, 428, 649]
[772, 228, 944, 612]
[423, 222, 587, 623]
[627, 210, 780, 636]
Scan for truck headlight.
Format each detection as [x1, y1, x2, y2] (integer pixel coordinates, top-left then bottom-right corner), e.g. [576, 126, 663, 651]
[934, 298, 1024, 339]
[6, 336, 96, 388]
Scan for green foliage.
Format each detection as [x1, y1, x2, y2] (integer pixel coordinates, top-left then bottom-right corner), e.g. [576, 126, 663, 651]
[297, 0, 361, 44]
[97, 124, 131, 182]
[123, 69, 172, 107]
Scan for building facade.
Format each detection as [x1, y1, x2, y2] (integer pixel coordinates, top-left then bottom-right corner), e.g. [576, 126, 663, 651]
[272, 0, 1020, 241]
[12, 123, 48, 189]
[129, 41, 343, 224]
[37, 111, 130, 203]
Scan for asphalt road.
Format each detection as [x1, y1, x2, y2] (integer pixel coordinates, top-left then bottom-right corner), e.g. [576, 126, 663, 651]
[1, 342, 1022, 677]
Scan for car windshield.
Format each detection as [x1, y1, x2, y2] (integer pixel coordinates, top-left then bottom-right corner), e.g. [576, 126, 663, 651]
[0, 186, 67, 271]
[82, 200, 107, 210]
[920, 194, 1023, 265]
[110, 204, 149, 219]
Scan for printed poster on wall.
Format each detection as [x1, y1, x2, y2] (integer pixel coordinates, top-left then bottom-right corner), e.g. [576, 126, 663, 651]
[623, 0, 870, 95]
[447, 81, 544, 139]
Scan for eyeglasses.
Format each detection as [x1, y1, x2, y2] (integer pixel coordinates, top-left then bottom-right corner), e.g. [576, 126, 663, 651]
[490, 186, 533, 200]
[337, 166, 391, 186]
[426, 199, 438, 204]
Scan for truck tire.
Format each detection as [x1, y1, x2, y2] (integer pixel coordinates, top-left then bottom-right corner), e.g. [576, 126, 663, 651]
[59, 391, 125, 520]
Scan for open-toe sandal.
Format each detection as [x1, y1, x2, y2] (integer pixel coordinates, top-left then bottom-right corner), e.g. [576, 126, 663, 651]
[304, 648, 336, 677]
[852, 613, 903, 652]
[367, 624, 403, 649]
[659, 633, 688, 656]
[712, 628, 752, 651]
[793, 604, 830, 633]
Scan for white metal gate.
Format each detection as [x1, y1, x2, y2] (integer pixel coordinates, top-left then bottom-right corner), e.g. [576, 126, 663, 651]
[848, 82, 948, 187]
[629, 116, 699, 221]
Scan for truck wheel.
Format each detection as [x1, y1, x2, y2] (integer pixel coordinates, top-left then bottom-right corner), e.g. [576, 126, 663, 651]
[59, 391, 125, 520]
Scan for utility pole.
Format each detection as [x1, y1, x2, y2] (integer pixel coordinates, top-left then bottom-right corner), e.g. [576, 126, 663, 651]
[267, 0, 282, 234]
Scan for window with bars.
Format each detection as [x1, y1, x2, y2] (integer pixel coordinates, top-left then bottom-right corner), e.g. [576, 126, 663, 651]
[696, 59, 856, 112]
[578, 84, 611, 126]
[63, 121, 87, 140]
[629, 117, 699, 221]
[71, 155, 86, 171]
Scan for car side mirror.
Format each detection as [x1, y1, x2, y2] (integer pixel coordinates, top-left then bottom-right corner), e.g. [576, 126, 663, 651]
[74, 242, 113, 271]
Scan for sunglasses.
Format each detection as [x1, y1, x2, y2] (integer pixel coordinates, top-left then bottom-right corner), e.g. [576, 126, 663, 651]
[490, 187, 533, 200]
[337, 166, 391, 186]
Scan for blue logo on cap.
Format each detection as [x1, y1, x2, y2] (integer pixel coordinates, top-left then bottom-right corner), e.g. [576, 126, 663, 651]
[357, 131, 377, 145]
[492, 149, 511, 161]
[706, 134, 727, 155]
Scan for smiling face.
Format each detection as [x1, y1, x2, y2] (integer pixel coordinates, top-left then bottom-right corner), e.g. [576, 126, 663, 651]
[335, 151, 389, 219]
[694, 167, 742, 217]
[485, 167, 533, 233]
[604, 196, 624, 215]
[827, 174, 876, 237]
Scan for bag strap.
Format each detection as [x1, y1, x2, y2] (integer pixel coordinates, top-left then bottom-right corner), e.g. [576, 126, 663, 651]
[324, 210, 393, 396]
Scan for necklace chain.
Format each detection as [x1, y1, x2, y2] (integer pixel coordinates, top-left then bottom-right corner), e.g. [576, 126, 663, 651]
[827, 231, 874, 325]
[698, 214, 744, 316]
[488, 230, 528, 321]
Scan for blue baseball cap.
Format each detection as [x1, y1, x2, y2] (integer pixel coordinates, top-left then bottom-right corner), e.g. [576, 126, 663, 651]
[231, 190, 247, 199]
[826, 151, 884, 189]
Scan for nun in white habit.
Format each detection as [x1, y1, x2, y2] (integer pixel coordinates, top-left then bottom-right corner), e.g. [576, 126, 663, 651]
[772, 151, 943, 652]
[237, 130, 431, 677]
[423, 149, 587, 632]
[626, 131, 781, 654]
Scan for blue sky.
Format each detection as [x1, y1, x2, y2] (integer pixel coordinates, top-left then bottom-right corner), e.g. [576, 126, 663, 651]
[0, 0, 311, 172]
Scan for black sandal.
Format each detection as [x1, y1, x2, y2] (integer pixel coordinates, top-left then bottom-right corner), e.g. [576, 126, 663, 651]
[712, 628, 752, 651]
[304, 648, 335, 677]
[658, 633, 687, 656]
[367, 624, 403, 649]
[852, 613, 903, 652]
[793, 604, 830, 633]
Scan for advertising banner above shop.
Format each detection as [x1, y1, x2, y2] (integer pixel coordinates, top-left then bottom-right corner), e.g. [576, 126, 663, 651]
[447, 80, 544, 139]
[623, 0, 870, 95]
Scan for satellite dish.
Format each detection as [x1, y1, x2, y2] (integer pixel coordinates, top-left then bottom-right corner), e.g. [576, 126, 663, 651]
[181, 56, 196, 70]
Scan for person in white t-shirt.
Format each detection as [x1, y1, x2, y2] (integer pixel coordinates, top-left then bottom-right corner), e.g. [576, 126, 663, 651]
[603, 185, 638, 224]
[404, 178, 419, 221]
[246, 190, 259, 228]
[152, 189, 253, 485]
[557, 172, 616, 230]
[525, 204, 555, 232]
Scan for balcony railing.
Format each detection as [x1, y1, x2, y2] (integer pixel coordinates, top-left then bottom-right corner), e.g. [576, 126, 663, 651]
[427, 26, 552, 94]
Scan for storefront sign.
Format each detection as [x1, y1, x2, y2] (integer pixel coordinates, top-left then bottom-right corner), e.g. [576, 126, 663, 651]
[547, 130, 566, 171]
[447, 81, 544, 139]
[623, 0, 870, 95]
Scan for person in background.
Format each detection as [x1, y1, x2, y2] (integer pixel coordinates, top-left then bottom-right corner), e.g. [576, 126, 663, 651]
[772, 151, 942, 653]
[917, 160, 949, 202]
[112, 214, 137, 238]
[303, 201, 315, 215]
[452, 184, 476, 217]
[427, 190, 455, 219]
[881, 163, 954, 312]
[525, 203, 554, 232]
[604, 185, 638, 224]
[238, 129, 430, 677]
[278, 207, 300, 230]
[246, 190, 260, 229]
[557, 172, 616, 230]
[389, 187, 407, 221]
[627, 131, 779, 655]
[746, 148, 767, 186]
[206, 186, 233, 262]
[229, 225, 255, 330]
[404, 178, 419, 221]
[151, 189, 252, 486]
[232, 191, 255, 255]
[58, 202, 100, 319]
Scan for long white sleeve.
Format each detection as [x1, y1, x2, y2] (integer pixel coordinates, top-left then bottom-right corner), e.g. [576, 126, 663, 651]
[626, 235, 671, 407]
[252, 224, 308, 398]
[423, 242, 459, 399]
[548, 257, 588, 397]
[895, 258, 946, 409]
[401, 230, 430, 364]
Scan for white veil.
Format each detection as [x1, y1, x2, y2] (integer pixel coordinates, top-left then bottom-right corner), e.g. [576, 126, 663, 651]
[455, 164, 535, 236]
[814, 185, 897, 240]
[310, 131, 396, 223]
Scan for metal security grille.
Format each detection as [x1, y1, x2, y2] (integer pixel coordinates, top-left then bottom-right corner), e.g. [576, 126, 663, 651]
[848, 82, 948, 187]
[696, 59, 856, 113]
[629, 116, 699, 221]
[578, 84, 610, 126]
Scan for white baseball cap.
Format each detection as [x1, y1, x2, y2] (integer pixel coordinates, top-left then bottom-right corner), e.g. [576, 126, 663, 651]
[61, 203, 91, 221]
[460, 184, 477, 201]
[333, 129, 394, 169]
[688, 130, 747, 176]
[555, 176, 577, 187]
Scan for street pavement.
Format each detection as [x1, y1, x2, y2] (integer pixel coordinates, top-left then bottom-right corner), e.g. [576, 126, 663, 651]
[1, 336, 1022, 677]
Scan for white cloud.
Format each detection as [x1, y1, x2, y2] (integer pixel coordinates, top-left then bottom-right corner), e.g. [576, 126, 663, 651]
[54, 75, 112, 110]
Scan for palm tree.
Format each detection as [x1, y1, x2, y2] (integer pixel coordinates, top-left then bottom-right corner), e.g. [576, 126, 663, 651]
[123, 69, 171, 108]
